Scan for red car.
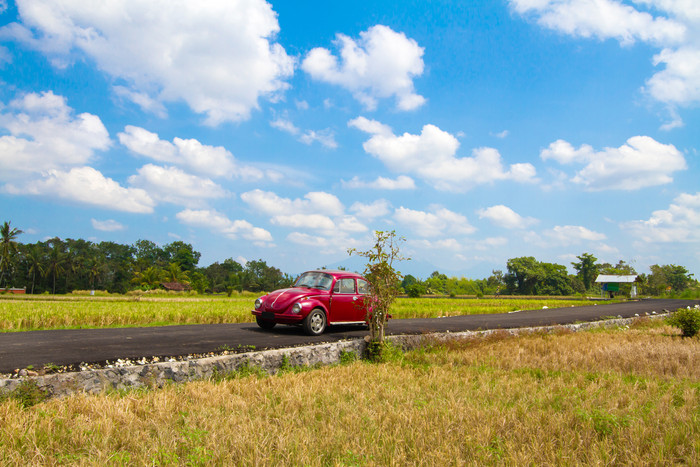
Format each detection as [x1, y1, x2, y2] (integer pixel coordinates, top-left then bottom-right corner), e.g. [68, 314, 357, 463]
[252, 270, 370, 335]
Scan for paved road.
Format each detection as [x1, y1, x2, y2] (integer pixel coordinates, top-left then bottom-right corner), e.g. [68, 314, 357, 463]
[1, 298, 697, 373]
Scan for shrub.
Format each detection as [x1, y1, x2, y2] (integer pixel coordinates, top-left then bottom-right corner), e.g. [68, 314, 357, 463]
[666, 306, 700, 337]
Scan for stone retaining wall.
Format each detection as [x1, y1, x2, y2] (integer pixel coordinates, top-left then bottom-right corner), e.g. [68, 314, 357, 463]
[0, 315, 661, 399]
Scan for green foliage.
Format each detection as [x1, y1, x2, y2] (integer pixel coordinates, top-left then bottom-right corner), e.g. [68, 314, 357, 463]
[666, 306, 700, 337]
[1, 380, 50, 408]
[348, 230, 406, 345]
[572, 253, 598, 291]
[504, 256, 573, 296]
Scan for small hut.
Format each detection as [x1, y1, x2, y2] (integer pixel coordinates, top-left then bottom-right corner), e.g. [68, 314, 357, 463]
[595, 275, 638, 298]
[160, 282, 191, 292]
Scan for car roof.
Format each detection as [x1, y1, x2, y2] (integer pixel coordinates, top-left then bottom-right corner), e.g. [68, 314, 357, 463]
[304, 269, 365, 279]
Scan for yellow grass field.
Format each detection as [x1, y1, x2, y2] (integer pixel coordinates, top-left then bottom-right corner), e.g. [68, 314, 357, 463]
[0, 294, 600, 331]
[1, 320, 698, 465]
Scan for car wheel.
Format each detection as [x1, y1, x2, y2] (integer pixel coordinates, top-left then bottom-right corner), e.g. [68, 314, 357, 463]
[303, 309, 326, 335]
[256, 316, 276, 330]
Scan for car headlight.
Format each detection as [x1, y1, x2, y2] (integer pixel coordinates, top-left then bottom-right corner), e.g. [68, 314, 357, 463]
[254, 298, 263, 310]
[291, 302, 302, 314]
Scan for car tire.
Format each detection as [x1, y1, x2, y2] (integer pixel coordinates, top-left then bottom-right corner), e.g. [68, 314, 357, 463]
[256, 316, 276, 330]
[303, 309, 326, 335]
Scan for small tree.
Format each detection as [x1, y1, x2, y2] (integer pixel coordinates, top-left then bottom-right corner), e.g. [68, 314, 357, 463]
[348, 230, 407, 356]
[666, 306, 700, 338]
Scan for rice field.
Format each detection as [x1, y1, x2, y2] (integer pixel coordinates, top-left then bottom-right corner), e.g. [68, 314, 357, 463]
[0, 295, 600, 332]
[1, 320, 697, 465]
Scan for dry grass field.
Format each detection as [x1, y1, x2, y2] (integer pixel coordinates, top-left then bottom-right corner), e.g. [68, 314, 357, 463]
[1, 319, 698, 465]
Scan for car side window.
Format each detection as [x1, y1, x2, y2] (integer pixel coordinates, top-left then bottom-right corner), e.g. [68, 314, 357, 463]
[334, 278, 356, 294]
[357, 279, 369, 295]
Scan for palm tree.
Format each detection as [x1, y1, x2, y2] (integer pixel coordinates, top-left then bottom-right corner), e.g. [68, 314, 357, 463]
[0, 221, 23, 287]
[25, 245, 45, 294]
[164, 262, 190, 284]
[45, 239, 67, 294]
[132, 266, 164, 290]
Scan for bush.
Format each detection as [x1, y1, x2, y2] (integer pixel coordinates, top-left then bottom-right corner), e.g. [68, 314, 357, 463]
[666, 306, 700, 337]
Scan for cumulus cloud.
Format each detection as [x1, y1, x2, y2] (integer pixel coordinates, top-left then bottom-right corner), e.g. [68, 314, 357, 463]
[349, 200, 392, 219]
[621, 191, 700, 243]
[509, 0, 685, 46]
[90, 219, 126, 232]
[541, 136, 686, 190]
[394, 206, 475, 238]
[543, 225, 607, 245]
[4, 167, 155, 213]
[287, 232, 329, 247]
[342, 175, 416, 190]
[350, 117, 537, 192]
[241, 189, 344, 217]
[91, 219, 126, 232]
[302, 25, 425, 111]
[240, 189, 371, 242]
[118, 126, 265, 179]
[2, 0, 294, 125]
[509, 0, 700, 124]
[0, 91, 110, 181]
[477, 205, 538, 229]
[270, 118, 338, 149]
[176, 209, 273, 244]
[127, 164, 227, 207]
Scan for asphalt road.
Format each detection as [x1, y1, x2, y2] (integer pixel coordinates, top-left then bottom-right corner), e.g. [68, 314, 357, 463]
[1, 298, 698, 373]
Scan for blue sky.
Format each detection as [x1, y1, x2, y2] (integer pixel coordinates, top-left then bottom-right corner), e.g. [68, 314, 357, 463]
[0, 0, 698, 279]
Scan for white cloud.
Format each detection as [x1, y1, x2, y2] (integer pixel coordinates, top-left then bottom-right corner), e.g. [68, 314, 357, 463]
[271, 118, 338, 149]
[351, 118, 537, 192]
[350, 200, 391, 219]
[298, 129, 338, 149]
[543, 225, 607, 245]
[302, 25, 426, 111]
[118, 126, 264, 179]
[342, 175, 416, 190]
[477, 205, 538, 229]
[394, 206, 476, 238]
[272, 214, 336, 231]
[241, 189, 344, 217]
[541, 136, 686, 190]
[509, 0, 685, 46]
[287, 232, 329, 247]
[3, 0, 294, 125]
[348, 116, 393, 136]
[4, 167, 155, 213]
[0, 91, 110, 181]
[621, 191, 700, 243]
[270, 118, 300, 135]
[91, 219, 125, 232]
[336, 215, 368, 233]
[646, 47, 700, 107]
[176, 209, 273, 244]
[510, 0, 700, 122]
[127, 164, 228, 207]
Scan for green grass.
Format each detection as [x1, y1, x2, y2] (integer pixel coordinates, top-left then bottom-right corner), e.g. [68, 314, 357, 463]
[0, 295, 601, 332]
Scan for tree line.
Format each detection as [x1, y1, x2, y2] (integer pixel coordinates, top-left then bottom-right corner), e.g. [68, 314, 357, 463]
[0, 221, 695, 296]
[0, 221, 291, 294]
[402, 253, 695, 297]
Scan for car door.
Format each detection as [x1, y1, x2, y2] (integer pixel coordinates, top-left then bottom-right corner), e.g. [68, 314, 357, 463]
[330, 278, 364, 323]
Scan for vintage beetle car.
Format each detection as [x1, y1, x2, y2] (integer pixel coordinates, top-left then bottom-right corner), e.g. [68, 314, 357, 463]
[252, 270, 370, 335]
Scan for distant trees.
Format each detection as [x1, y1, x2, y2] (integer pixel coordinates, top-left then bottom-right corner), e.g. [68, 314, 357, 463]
[0, 221, 23, 287]
[0, 220, 696, 297]
[504, 256, 573, 296]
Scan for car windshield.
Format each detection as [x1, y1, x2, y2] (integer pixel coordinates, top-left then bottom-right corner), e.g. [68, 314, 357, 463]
[294, 272, 333, 291]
